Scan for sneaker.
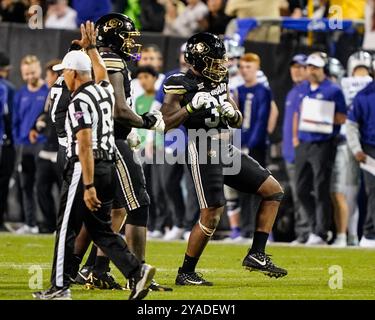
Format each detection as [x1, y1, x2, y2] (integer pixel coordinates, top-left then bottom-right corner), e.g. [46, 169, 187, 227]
[175, 268, 213, 286]
[305, 233, 326, 246]
[331, 234, 347, 248]
[242, 252, 288, 278]
[347, 234, 359, 246]
[84, 271, 125, 290]
[290, 238, 306, 246]
[75, 265, 93, 285]
[148, 230, 163, 239]
[163, 226, 185, 241]
[149, 279, 173, 291]
[128, 264, 156, 300]
[32, 287, 71, 300]
[15, 224, 39, 235]
[359, 236, 375, 248]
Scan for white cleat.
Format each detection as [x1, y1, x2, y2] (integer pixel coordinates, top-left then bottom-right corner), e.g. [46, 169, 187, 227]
[359, 236, 375, 248]
[15, 224, 39, 235]
[163, 226, 185, 241]
[305, 233, 326, 246]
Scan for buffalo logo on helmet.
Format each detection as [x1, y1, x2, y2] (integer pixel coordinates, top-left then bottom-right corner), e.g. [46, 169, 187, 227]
[192, 42, 210, 55]
[103, 18, 123, 32]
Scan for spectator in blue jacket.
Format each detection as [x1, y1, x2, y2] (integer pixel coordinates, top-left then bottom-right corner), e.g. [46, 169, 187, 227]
[293, 52, 347, 245]
[13, 55, 49, 234]
[282, 54, 311, 244]
[71, 0, 111, 25]
[347, 78, 375, 248]
[230, 52, 271, 240]
[0, 52, 16, 232]
[234, 52, 271, 166]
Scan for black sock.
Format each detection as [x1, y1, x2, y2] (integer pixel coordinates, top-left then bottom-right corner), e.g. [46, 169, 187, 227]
[70, 254, 82, 279]
[85, 245, 97, 267]
[249, 231, 269, 254]
[181, 254, 199, 273]
[94, 256, 110, 274]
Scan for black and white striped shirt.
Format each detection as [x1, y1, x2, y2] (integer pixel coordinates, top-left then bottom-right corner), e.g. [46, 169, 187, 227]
[65, 80, 115, 160]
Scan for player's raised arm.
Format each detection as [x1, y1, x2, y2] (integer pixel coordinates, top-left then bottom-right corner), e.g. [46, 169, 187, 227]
[72, 21, 108, 84]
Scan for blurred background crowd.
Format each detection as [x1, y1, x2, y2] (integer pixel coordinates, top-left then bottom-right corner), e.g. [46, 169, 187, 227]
[1, 0, 375, 249]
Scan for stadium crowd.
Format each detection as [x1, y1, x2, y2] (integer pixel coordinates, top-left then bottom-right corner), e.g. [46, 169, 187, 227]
[1, 0, 375, 250]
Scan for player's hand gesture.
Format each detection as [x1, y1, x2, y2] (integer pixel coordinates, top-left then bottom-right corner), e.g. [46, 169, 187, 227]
[84, 187, 102, 212]
[72, 21, 97, 50]
[220, 101, 236, 119]
[187, 92, 211, 113]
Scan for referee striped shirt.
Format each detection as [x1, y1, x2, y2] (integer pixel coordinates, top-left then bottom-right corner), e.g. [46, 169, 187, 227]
[65, 80, 115, 160]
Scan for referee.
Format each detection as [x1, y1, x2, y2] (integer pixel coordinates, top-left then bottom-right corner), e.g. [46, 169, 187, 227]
[33, 22, 155, 300]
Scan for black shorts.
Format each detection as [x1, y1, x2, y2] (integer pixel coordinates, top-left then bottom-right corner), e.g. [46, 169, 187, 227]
[186, 140, 271, 209]
[113, 139, 150, 211]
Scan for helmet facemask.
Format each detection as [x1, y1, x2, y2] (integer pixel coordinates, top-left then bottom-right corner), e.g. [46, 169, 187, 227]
[202, 55, 228, 82]
[119, 31, 142, 61]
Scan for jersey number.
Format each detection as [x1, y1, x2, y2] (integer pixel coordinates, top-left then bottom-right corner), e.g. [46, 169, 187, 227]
[204, 93, 228, 128]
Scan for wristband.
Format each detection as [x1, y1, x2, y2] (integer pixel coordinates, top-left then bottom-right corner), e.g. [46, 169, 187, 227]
[84, 183, 95, 190]
[186, 103, 194, 114]
[86, 44, 97, 51]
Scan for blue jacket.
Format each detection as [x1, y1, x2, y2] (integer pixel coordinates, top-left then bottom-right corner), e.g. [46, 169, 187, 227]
[296, 79, 347, 143]
[72, 0, 111, 24]
[235, 83, 271, 149]
[348, 81, 375, 148]
[0, 82, 6, 145]
[282, 83, 305, 163]
[12, 84, 49, 145]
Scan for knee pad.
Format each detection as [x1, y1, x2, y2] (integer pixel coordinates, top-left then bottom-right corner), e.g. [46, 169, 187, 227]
[198, 220, 216, 237]
[125, 205, 149, 227]
[263, 191, 284, 202]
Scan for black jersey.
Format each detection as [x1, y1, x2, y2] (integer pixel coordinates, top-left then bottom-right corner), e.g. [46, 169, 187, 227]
[100, 50, 132, 140]
[163, 69, 230, 131]
[49, 76, 71, 146]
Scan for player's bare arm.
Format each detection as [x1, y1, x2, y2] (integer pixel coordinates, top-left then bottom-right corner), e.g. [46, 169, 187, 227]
[109, 71, 144, 128]
[161, 92, 189, 131]
[76, 128, 102, 212]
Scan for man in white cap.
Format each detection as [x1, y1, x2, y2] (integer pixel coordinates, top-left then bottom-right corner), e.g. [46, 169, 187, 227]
[292, 52, 347, 246]
[33, 22, 155, 300]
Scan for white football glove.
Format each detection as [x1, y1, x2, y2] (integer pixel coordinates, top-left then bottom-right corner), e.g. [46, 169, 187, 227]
[221, 101, 236, 119]
[148, 110, 165, 132]
[187, 92, 211, 113]
[127, 130, 141, 149]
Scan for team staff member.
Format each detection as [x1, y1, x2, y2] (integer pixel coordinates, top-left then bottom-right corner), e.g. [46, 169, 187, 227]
[347, 71, 375, 248]
[13, 55, 49, 234]
[33, 22, 155, 300]
[0, 52, 16, 232]
[282, 54, 310, 244]
[293, 52, 347, 245]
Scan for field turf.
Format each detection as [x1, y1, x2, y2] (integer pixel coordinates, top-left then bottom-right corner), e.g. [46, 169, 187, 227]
[0, 233, 374, 300]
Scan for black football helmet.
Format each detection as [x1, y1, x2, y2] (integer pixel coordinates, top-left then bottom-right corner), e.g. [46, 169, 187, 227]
[95, 13, 142, 61]
[185, 32, 228, 82]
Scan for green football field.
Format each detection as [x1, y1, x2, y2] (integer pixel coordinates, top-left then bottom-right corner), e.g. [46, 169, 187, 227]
[0, 233, 374, 300]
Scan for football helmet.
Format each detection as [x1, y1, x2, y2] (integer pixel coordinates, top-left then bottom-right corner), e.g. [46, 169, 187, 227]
[328, 57, 345, 82]
[347, 51, 373, 76]
[185, 32, 228, 82]
[95, 13, 142, 61]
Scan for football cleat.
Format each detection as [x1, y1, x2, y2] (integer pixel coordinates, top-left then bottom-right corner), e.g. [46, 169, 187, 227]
[149, 279, 173, 292]
[242, 252, 288, 278]
[74, 265, 93, 285]
[175, 268, 213, 286]
[32, 287, 71, 300]
[126, 278, 173, 292]
[84, 271, 125, 290]
[128, 264, 156, 300]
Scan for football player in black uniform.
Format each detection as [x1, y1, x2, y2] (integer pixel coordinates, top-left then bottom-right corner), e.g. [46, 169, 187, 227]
[75, 13, 171, 292]
[161, 32, 288, 285]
